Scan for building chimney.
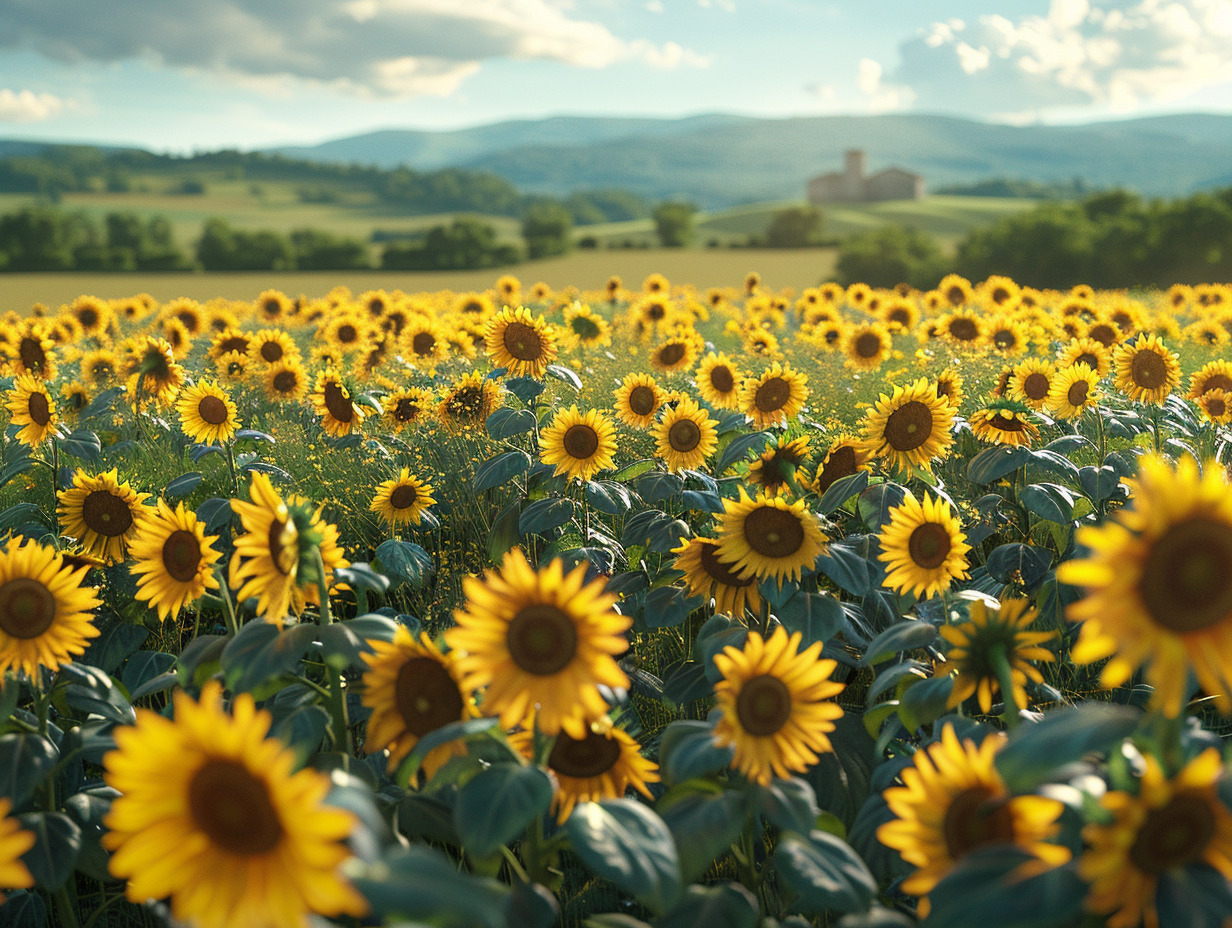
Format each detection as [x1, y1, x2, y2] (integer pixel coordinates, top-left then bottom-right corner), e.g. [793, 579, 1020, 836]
[844, 149, 866, 180]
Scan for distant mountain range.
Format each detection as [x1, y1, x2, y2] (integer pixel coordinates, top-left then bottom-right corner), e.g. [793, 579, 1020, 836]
[271, 112, 1232, 208]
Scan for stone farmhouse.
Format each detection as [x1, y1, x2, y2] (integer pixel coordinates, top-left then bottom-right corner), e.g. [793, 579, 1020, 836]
[807, 150, 924, 204]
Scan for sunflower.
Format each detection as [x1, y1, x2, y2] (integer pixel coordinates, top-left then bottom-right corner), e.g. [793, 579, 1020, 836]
[844, 323, 892, 370]
[445, 548, 630, 738]
[934, 369, 966, 411]
[806, 435, 872, 495]
[540, 406, 618, 483]
[58, 469, 150, 565]
[1085, 317, 1121, 348]
[381, 386, 433, 432]
[402, 315, 449, 371]
[746, 435, 811, 495]
[0, 797, 34, 902]
[696, 352, 743, 409]
[878, 492, 971, 600]
[1047, 362, 1101, 420]
[714, 487, 827, 583]
[1008, 358, 1056, 411]
[937, 274, 974, 308]
[59, 381, 91, 419]
[655, 398, 718, 474]
[968, 403, 1040, 448]
[1112, 334, 1181, 405]
[438, 371, 504, 431]
[370, 468, 436, 528]
[320, 313, 372, 356]
[175, 380, 240, 445]
[8, 325, 56, 380]
[102, 682, 367, 928]
[562, 302, 611, 349]
[1058, 454, 1232, 717]
[741, 327, 780, 359]
[122, 336, 184, 408]
[1079, 748, 1232, 928]
[649, 333, 699, 373]
[161, 318, 194, 358]
[361, 626, 475, 778]
[163, 298, 204, 336]
[229, 471, 348, 627]
[484, 306, 558, 378]
[251, 329, 299, 367]
[1058, 336, 1110, 379]
[6, 373, 58, 449]
[208, 327, 251, 362]
[0, 539, 101, 679]
[310, 369, 365, 438]
[68, 295, 110, 338]
[978, 275, 1021, 311]
[1197, 388, 1232, 425]
[262, 359, 308, 404]
[881, 297, 920, 333]
[613, 373, 665, 429]
[740, 362, 809, 429]
[937, 310, 983, 347]
[671, 536, 761, 617]
[711, 627, 844, 786]
[862, 378, 956, 475]
[80, 347, 120, 386]
[540, 724, 658, 823]
[940, 598, 1056, 714]
[877, 724, 1070, 917]
[252, 289, 293, 324]
[495, 274, 522, 305]
[128, 500, 222, 623]
[1188, 360, 1232, 399]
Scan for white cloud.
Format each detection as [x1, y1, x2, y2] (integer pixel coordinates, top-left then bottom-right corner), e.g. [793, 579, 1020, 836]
[878, 0, 1232, 119]
[645, 0, 665, 12]
[856, 57, 915, 111]
[697, 0, 736, 11]
[0, 0, 706, 98]
[0, 88, 68, 122]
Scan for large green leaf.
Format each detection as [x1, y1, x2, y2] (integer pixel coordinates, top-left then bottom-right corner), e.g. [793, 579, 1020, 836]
[995, 703, 1141, 792]
[220, 620, 319, 693]
[774, 830, 876, 916]
[657, 884, 759, 928]
[347, 844, 510, 928]
[566, 799, 681, 913]
[966, 445, 1031, 485]
[658, 720, 733, 787]
[18, 812, 82, 890]
[0, 734, 58, 808]
[659, 792, 747, 883]
[453, 763, 554, 858]
[474, 450, 531, 492]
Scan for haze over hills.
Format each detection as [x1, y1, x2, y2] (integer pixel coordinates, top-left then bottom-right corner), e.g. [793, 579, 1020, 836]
[269, 112, 1232, 208]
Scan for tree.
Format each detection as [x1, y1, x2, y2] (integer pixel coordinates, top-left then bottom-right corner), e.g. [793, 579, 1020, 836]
[835, 225, 947, 289]
[290, 228, 371, 270]
[765, 206, 823, 248]
[653, 201, 697, 247]
[521, 202, 573, 260]
[382, 218, 522, 271]
[195, 218, 294, 271]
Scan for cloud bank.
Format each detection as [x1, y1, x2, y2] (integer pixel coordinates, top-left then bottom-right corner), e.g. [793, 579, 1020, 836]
[0, 88, 68, 121]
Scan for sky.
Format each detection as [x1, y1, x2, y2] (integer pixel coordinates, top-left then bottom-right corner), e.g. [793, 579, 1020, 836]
[1, 0, 1231, 152]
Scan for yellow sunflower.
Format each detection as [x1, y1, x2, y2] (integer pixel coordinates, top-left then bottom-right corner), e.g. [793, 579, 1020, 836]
[940, 598, 1056, 714]
[122, 336, 184, 408]
[1197, 388, 1232, 425]
[437, 371, 504, 432]
[0, 539, 101, 679]
[1058, 454, 1232, 717]
[402, 316, 449, 371]
[208, 327, 251, 362]
[262, 359, 309, 404]
[746, 435, 811, 495]
[877, 724, 1070, 917]
[102, 682, 367, 928]
[6, 373, 58, 449]
[844, 322, 892, 370]
[937, 310, 984, 347]
[361, 626, 475, 778]
[649, 333, 699, 373]
[654, 398, 718, 474]
[1112, 334, 1181, 404]
[613, 373, 665, 429]
[1079, 748, 1232, 928]
[381, 386, 434, 432]
[696, 352, 743, 410]
[0, 797, 34, 902]
[68, 295, 111, 338]
[862, 378, 956, 475]
[445, 548, 630, 738]
[712, 627, 845, 786]
[937, 274, 974, 308]
[1047, 362, 1101, 420]
[320, 313, 372, 356]
[251, 329, 299, 367]
[229, 471, 348, 627]
[805, 435, 872, 495]
[671, 536, 762, 617]
[369, 468, 436, 528]
[128, 500, 222, 623]
[1008, 358, 1056, 411]
[485, 306, 558, 378]
[58, 469, 150, 565]
[541, 724, 658, 823]
[58, 381, 91, 420]
[540, 406, 618, 483]
[878, 492, 971, 600]
[561, 302, 611, 349]
[714, 487, 827, 583]
[8, 325, 57, 381]
[310, 369, 365, 438]
[987, 315, 1029, 356]
[740, 362, 809, 428]
[1057, 336, 1110, 379]
[214, 350, 251, 385]
[934, 369, 966, 412]
[175, 380, 240, 445]
[80, 347, 120, 386]
[1187, 359, 1232, 399]
[968, 403, 1040, 448]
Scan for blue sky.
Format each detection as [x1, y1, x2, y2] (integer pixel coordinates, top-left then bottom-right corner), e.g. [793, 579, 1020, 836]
[1, 0, 1230, 151]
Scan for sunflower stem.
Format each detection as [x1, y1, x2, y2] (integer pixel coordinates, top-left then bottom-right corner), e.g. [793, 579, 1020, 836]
[49, 434, 60, 539]
[223, 439, 238, 497]
[315, 549, 352, 761]
[52, 886, 81, 928]
[988, 642, 1020, 731]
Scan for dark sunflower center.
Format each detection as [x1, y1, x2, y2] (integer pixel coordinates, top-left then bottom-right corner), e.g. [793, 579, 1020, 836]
[394, 656, 464, 737]
[259, 341, 283, 363]
[668, 419, 701, 453]
[219, 336, 248, 354]
[736, 673, 793, 736]
[658, 343, 686, 366]
[699, 541, 754, 587]
[548, 729, 623, 778]
[79, 307, 99, 327]
[710, 365, 735, 393]
[92, 361, 115, 381]
[908, 522, 952, 569]
[646, 303, 666, 320]
[198, 395, 229, 425]
[572, 316, 601, 339]
[816, 446, 857, 493]
[394, 398, 420, 421]
[754, 377, 791, 413]
[1087, 324, 1117, 346]
[946, 286, 966, 306]
[19, 337, 46, 372]
[389, 485, 419, 511]
[994, 329, 1017, 349]
[162, 530, 202, 582]
[743, 506, 805, 559]
[1023, 373, 1050, 400]
[337, 324, 358, 344]
[943, 787, 1015, 858]
[563, 424, 599, 460]
[506, 604, 577, 675]
[188, 759, 283, 856]
[447, 386, 482, 420]
[412, 332, 436, 356]
[1131, 349, 1168, 389]
[82, 490, 133, 537]
[883, 401, 933, 452]
[1067, 381, 1090, 406]
[1129, 794, 1215, 873]
[855, 333, 882, 358]
[1207, 397, 1228, 417]
[949, 318, 978, 341]
[991, 287, 1010, 304]
[0, 577, 57, 639]
[628, 386, 657, 417]
[1200, 374, 1232, 395]
[1138, 517, 1232, 633]
[272, 371, 297, 393]
[989, 414, 1026, 432]
[503, 322, 543, 361]
[323, 381, 354, 423]
[268, 518, 294, 576]
[890, 308, 912, 325]
[28, 391, 51, 427]
[1075, 352, 1099, 370]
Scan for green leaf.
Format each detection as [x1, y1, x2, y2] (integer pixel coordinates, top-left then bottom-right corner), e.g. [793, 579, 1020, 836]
[486, 499, 523, 564]
[0, 734, 58, 808]
[546, 363, 583, 391]
[658, 720, 734, 786]
[815, 542, 873, 596]
[659, 792, 747, 883]
[347, 844, 510, 928]
[80, 621, 149, 675]
[17, 812, 82, 890]
[519, 497, 575, 535]
[58, 663, 135, 725]
[777, 591, 844, 647]
[862, 619, 937, 667]
[1018, 482, 1080, 524]
[774, 830, 876, 916]
[220, 620, 319, 693]
[857, 483, 907, 531]
[58, 428, 101, 462]
[486, 407, 537, 439]
[0, 503, 47, 536]
[922, 847, 1087, 928]
[755, 778, 820, 835]
[474, 450, 531, 492]
[817, 471, 870, 515]
[985, 543, 1053, 588]
[120, 650, 177, 695]
[897, 675, 956, 731]
[165, 471, 204, 500]
[610, 458, 656, 482]
[657, 884, 759, 928]
[270, 705, 330, 765]
[716, 430, 771, 475]
[0, 890, 48, 927]
[195, 496, 233, 533]
[1079, 464, 1120, 502]
[374, 539, 434, 588]
[995, 703, 1141, 792]
[966, 445, 1031, 485]
[235, 428, 276, 444]
[454, 764, 554, 858]
[317, 614, 402, 669]
[566, 799, 681, 913]
[642, 586, 702, 629]
[176, 634, 228, 687]
[395, 718, 500, 787]
[637, 472, 684, 503]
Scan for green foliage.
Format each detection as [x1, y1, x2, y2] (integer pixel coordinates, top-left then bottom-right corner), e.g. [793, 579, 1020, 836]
[653, 201, 698, 247]
[381, 217, 522, 271]
[834, 224, 947, 289]
[764, 205, 824, 248]
[521, 202, 574, 259]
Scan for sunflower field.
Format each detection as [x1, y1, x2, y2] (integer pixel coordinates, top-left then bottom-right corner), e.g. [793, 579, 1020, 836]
[1, 271, 1232, 928]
